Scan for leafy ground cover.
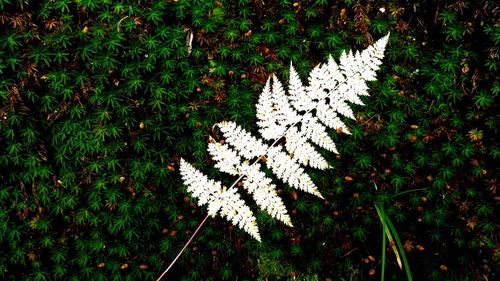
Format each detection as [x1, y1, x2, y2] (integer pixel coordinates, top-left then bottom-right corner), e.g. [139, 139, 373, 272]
[0, 0, 498, 280]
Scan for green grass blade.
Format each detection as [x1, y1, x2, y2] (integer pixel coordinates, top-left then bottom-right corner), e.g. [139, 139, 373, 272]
[375, 203, 413, 281]
[381, 216, 387, 281]
[383, 210, 413, 281]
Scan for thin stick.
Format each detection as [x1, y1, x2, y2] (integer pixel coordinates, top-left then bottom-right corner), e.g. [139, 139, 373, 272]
[156, 214, 210, 281]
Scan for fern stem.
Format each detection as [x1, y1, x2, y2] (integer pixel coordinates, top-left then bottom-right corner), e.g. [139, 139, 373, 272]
[156, 214, 210, 281]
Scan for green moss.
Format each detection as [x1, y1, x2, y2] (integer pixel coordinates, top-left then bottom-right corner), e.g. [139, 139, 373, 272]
[0, 0, 498, 280]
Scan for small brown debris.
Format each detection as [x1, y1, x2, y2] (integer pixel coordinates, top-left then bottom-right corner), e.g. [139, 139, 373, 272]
[139, 264, 148, 270]
[243, 30, 252, 38]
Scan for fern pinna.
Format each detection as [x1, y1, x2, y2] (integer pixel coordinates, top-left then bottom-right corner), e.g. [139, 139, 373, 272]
[179, 34, 389, 242]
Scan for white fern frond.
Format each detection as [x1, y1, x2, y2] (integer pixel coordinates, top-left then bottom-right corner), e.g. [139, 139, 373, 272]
[266, 146, 323, 199]
[218, 187, 261, 241]
[256, 79, 283, 140]
[334, 34, 389, 115]
[207, 140, 240, 176]
[285, 127, 330, 170]
[305, 63, 330, 104]
[179, 158, 224, 216]
[269, 74, 299, 128]
[315, 102, 350, 134]
[302, 113, 338, 153]
[180, 33, 389, 241]
[287, 63, 312, 112]
[216, 121, 268, 159]
[240, 162, 292, 226]
[207, 142, 292, 226]
[256, 76, 299, 140]
[179, 158, 261, 241]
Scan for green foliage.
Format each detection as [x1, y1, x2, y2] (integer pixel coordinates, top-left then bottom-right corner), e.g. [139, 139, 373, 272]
[0, 0, 498, 280]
